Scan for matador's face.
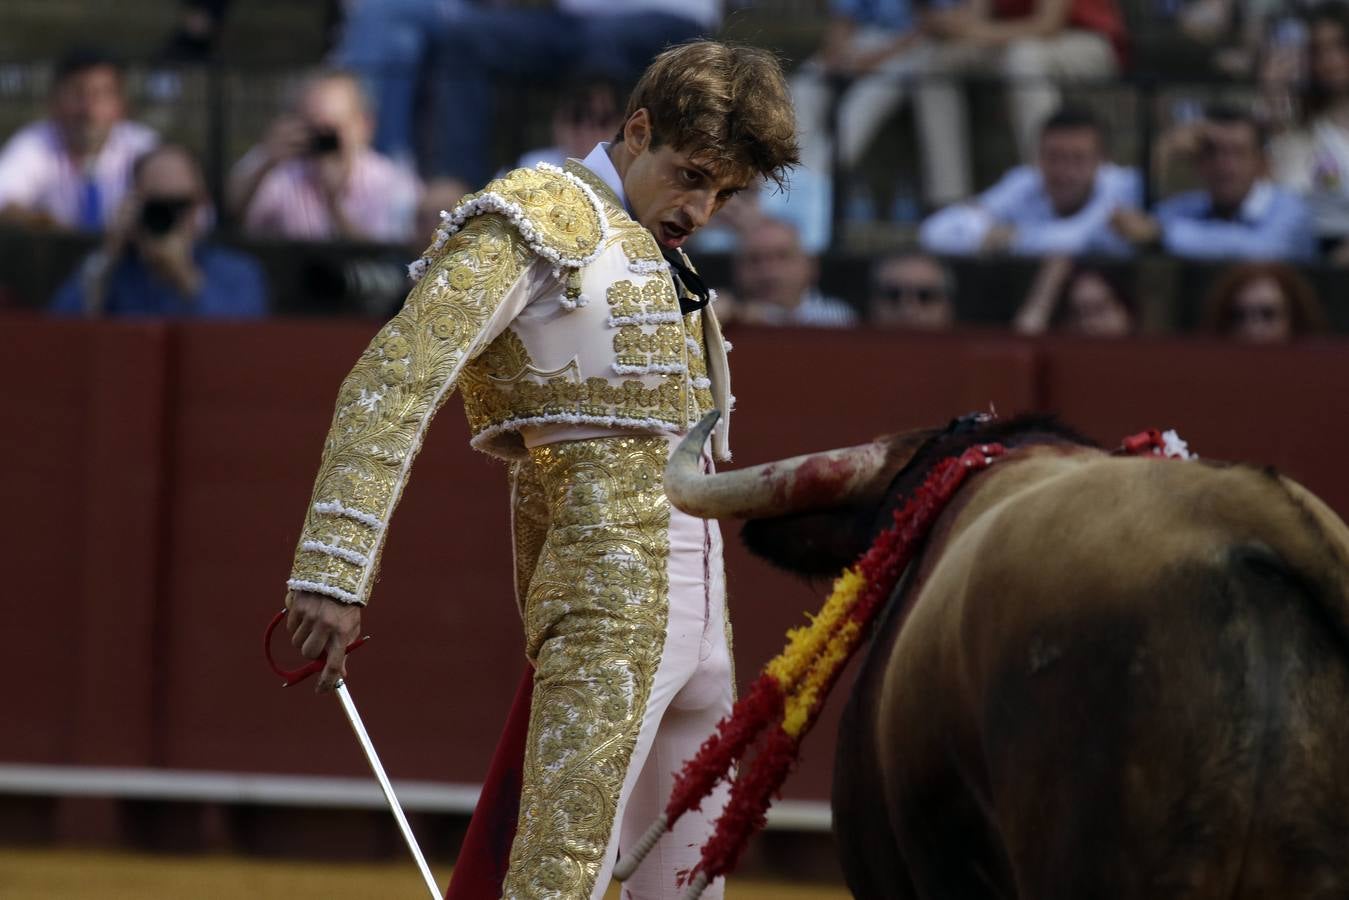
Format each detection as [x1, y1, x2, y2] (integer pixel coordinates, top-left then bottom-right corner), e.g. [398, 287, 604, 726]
[617, 111, 749, 251]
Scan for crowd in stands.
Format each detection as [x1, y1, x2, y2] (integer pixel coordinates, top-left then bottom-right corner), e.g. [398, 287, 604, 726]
[0, 0, 1342, 344]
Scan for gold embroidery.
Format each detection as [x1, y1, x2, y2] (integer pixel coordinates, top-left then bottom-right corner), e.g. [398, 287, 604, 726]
[606, 278, 678, 320]
[622, 237, 663, 264]
[289, 214, 533, 604]
[510, 456, 551, 616]
[462, 369, 686, 440]
[613, 323, 685, 369]
[564, 159, 624, 218]
[684, 312, 715, 417]
[506, 436, 671, 899]
[468, 165, 603, 260]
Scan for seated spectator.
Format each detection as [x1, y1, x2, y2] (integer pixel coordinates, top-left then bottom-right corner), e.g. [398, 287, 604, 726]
[1201, 261, 1328, 342]
[1269, 2, 1349, 263]
[792, 0, 927, 212]
[717, 216, 858, 327]
[0, 48, 158, 231]
[916, 0, 1127, 204]
[1112, 106, 1316, 261]
[337, 0, 718, 183]
[51, 144, 267, 317]
[228, 70, 422, 244]
[513, 77, 624, 171]
[919, 106, 1140, 257]
[1013, 256, 1134, 336]
[867, 251, 956, 329]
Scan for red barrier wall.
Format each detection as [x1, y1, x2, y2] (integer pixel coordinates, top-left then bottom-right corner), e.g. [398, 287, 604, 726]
[4, 313, 1346, 806]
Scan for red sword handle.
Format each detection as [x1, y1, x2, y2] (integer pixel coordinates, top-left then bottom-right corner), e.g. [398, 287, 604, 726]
[264, 609, 370, 687]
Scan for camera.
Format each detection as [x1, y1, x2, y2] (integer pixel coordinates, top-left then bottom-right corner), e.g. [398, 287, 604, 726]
[139, 197, 194, 236]
[308, 128, 341, 155]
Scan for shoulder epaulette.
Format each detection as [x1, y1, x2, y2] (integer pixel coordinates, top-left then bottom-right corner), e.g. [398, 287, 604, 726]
[408, 163, 608, 282]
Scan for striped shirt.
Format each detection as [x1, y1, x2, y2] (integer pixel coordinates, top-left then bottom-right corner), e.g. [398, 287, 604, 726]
[238, 147, 421, 244]
[0, 119, 159, 230]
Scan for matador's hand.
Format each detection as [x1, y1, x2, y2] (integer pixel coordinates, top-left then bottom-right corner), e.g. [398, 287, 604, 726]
[285, 589, 362, 693]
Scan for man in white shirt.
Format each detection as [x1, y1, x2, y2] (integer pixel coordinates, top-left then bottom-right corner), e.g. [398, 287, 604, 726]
[919, 106, 1140, 257]
[1112, 106, 1316, 261]
[0, 48, 158, 231]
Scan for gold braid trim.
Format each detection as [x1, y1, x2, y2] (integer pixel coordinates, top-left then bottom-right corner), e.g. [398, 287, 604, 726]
[410, 164, 605, 282]
[288, 214, 535, 605]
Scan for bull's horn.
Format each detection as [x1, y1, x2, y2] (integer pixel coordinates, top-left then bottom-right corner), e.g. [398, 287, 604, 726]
[665, 411, 891, 519]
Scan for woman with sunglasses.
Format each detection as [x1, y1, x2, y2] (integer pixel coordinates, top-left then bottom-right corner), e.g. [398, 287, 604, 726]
[1201, 261, 1329, 342]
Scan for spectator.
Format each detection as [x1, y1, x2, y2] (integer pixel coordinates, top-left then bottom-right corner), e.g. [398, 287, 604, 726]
[1201, 262, 1328, 341]
[792, 0, 927, 208]
[916, 0, 1127, 204]
[1013, 256, 1134, 335]
[228, 70, 422, 244]
[51, 144, 267, 318]
[335, 1, 718, 183]
[1112, 106, 1316, 261]
[1269, 2, 1349, 263]
[512, 77, 625, 171]
[719, 216, 858, 327]
[0, 48, 158, 231]
[867, 251, 956, 329]
[919, 106, 1141, 257]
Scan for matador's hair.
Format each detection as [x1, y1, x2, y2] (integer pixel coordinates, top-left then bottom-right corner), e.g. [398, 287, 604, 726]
[622, 40, 800, 190]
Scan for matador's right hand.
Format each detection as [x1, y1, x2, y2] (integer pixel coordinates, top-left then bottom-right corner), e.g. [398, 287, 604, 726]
[284, 590, 362, 694]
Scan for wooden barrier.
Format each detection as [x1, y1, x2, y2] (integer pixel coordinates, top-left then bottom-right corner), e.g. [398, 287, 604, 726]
[3, 314, 1346, 815]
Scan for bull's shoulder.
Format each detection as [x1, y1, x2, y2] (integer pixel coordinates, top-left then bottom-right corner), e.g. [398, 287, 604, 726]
[940, 452, 1347, 600]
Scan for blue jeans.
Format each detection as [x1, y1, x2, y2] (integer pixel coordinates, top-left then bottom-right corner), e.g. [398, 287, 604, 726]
[339, 0, 706, 182]
[333, 0, 475, 171]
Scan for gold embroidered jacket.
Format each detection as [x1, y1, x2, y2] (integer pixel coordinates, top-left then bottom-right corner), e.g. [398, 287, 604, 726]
[287, 161, 733, 605]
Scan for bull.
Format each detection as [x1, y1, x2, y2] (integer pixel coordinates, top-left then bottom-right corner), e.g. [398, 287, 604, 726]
[665, 412, 1349, 899]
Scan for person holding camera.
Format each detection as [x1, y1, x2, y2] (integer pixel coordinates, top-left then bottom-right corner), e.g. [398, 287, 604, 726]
[228, 70, 421, 244]
[51, 143, 267, 317]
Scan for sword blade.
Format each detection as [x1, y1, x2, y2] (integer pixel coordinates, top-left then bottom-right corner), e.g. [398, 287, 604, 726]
[334, 679, 442, 900]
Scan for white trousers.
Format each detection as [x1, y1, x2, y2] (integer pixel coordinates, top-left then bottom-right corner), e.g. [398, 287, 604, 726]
[916, 30, 1117, 203]
[602, 496, 733, 900]
[791, 28, 929, 175]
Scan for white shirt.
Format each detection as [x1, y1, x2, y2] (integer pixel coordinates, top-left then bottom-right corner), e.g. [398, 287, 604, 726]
[0, 119, 158, 229]
[581, 142, 629, 211]
[919, 163, 1141, 258]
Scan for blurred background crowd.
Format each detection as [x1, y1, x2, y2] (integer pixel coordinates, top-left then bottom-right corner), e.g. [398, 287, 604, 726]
[1, 0, 1346, 344]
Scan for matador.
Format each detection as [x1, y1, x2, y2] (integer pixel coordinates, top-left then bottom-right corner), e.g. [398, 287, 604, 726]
[282, 41, 800, 899]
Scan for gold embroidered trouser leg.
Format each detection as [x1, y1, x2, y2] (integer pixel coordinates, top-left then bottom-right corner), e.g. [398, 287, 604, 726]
[505, 436, 673, 899]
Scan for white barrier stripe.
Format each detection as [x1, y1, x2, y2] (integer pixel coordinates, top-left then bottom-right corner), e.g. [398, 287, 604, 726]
[0, 764, 832, 829]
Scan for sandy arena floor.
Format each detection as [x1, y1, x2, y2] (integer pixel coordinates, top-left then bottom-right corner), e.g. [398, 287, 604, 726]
[0, 848, 852, 899]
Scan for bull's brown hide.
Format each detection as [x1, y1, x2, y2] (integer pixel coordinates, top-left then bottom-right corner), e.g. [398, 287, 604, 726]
[835, 447, 1349, 899]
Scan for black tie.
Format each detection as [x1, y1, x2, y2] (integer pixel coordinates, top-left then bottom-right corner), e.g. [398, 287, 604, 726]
[662, 249, 711, 315]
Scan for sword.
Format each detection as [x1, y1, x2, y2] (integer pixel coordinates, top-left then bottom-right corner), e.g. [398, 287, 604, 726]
[265, 611, 442, 900]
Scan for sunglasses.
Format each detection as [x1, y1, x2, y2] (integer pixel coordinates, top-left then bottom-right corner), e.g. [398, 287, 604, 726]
[1230, 303, 1284, 324]
[877, 284, 946, 304]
